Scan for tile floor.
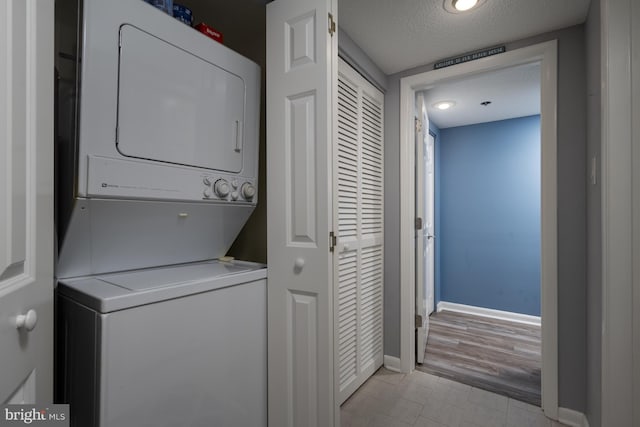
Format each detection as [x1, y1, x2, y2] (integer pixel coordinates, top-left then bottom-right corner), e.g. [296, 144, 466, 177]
[340, 368, 569, 427]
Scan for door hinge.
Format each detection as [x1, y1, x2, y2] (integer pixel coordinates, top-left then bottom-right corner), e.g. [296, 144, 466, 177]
[415, 314, 423, 328]
[329, 231, 337, 252]
[328, 13, 336, 36]
[415, 217, 423, 230]
[415, 117, 423, 133]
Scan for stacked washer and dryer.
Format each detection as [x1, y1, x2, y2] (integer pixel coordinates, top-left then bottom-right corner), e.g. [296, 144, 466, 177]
[54, 0, 266, 426]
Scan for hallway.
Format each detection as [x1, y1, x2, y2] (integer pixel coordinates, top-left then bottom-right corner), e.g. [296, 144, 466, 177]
[340, 368, 567, 427]
[417, 311, 541, 406]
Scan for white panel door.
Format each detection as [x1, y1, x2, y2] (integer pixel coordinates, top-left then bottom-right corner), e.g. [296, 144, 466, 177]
[335, 58, 384, 404]
[0, 0, 54, 404]
[425, 133, 435, 317]
[414, 94, 431, 364]
[266, 0, 337, 425]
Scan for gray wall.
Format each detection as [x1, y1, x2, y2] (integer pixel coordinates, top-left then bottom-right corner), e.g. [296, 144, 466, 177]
[383, 25, 587, 412]
[585, 0, 602, 425]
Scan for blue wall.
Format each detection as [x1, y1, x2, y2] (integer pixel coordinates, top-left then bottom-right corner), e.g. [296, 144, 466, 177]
[438, 115, 541, 316]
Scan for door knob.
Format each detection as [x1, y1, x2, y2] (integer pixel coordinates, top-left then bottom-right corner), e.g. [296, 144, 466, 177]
[15, 309, 37, 331]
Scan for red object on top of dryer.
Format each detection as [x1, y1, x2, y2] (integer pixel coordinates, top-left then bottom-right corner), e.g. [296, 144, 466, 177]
[195, 23, 223, 44]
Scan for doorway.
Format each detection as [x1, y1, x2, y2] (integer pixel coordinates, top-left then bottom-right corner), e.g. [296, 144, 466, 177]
[414, 64, 543, 405]
[399, 40, 559, 419]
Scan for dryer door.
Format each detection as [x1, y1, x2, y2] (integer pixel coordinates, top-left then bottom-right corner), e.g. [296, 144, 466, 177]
[116, 24, 245, 173]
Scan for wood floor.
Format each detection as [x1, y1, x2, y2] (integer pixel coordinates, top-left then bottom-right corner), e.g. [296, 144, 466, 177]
[416, 310, 541, 406]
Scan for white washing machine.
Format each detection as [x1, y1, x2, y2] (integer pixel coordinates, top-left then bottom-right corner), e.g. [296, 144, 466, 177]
[56, 260, 267, 427]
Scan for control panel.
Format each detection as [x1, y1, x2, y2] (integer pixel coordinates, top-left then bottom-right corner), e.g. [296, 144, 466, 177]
[86, 156, 258, 205]
[202, 175, 256, 203]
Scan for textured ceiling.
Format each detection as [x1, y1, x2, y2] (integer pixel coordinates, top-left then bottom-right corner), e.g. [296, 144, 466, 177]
[423, 62, 541, 129]
[339, 0, 590, 75]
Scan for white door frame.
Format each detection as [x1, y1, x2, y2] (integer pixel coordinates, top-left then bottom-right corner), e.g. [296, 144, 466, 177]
[398, 40, 558, 418]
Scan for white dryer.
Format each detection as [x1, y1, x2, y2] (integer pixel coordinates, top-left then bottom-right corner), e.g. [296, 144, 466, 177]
[56, 0, 261, 277]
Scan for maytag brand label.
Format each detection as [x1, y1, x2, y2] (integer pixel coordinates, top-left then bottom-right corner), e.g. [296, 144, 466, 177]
[0, 405, 69, 427]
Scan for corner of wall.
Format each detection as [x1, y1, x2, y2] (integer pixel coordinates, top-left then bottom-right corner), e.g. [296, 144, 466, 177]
[558, 407, 591, 427]
[383, 355, 402, 373]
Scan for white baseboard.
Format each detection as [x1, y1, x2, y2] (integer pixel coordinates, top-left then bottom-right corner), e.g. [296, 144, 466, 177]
[437, 301, 541, 326]
[558, 407, 590, 427]
[383, 355, 402, 373]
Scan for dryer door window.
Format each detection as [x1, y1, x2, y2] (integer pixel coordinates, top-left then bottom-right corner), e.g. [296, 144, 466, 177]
[116, 24, 245, 173]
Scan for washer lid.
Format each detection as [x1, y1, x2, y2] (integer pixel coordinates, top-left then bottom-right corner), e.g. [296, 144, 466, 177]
[97, 261, 254, 291]
[57, 260, 266, 313]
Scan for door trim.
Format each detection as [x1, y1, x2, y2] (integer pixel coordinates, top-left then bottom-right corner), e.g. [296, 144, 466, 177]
[398, 40, 558, 419]
[414, 93, 427, 365]
[600, 0, 639, 425]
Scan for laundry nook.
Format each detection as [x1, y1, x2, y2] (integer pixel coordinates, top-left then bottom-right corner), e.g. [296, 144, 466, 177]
[54, 0, 265, 425]
[0, 0, 636, 426]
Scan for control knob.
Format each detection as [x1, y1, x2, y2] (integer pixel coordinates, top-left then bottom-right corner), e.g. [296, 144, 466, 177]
[214, 179, 231, 198]
[241, 182, 256, 200]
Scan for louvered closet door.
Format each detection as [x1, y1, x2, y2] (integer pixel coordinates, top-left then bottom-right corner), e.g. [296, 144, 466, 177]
[335, 58, 384, 404]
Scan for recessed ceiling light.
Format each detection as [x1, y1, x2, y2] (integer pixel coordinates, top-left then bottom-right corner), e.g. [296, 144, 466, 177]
[443, 0, 486, 13]
[453, 0, 478, 11]
[433, 101, 456, 110]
